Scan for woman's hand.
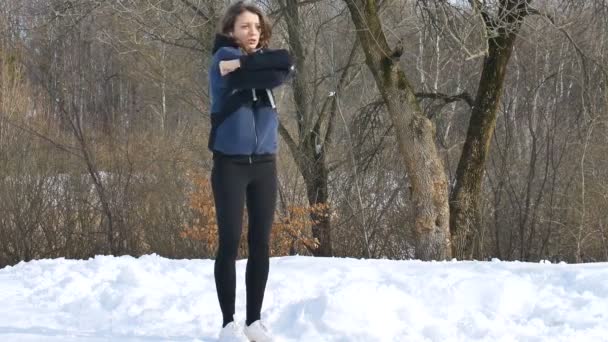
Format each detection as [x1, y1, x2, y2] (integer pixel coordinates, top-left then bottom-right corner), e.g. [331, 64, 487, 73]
[219, 59, 241, 76]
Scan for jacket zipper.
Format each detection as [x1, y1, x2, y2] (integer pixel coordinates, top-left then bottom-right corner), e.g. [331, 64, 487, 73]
[252, 89, 258, 158]
[266, 89, 276, 108]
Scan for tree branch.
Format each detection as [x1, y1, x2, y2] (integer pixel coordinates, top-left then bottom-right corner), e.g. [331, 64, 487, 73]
[0, 116, 83, 160]
[179, 0, 209, 20]
[529, 6, 608, 79]
[415, 91, 474, 107]
[268, 0, 326, 19]
[314, 39, 360, 139]
[278, 120, 305, 168]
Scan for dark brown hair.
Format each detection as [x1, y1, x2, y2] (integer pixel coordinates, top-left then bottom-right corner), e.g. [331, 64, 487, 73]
[219, 1, 272, 50]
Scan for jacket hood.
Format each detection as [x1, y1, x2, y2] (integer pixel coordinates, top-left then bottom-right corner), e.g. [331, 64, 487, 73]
[211, 34, 240, 55]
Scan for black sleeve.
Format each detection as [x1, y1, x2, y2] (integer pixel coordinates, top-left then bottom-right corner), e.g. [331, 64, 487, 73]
[226, 67, 293, 89]
[238, 49, 293, 71]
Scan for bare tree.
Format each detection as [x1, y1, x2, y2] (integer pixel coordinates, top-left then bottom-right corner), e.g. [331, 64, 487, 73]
[342, 0, 451, 260]
[270, 0, 364, 256]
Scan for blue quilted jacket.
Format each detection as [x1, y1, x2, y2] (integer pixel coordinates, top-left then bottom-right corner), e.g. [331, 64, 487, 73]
[208, 34, 293, 156]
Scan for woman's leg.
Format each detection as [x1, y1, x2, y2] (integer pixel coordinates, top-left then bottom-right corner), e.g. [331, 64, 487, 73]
[211, 158, 248, 327]
[245, 160, 278, 326]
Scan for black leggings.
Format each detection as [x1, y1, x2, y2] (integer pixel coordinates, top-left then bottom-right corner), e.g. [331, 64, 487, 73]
[211, 154, 277, 327]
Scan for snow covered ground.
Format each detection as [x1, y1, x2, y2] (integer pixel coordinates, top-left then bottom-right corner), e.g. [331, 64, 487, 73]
[0, 255, 607, 342]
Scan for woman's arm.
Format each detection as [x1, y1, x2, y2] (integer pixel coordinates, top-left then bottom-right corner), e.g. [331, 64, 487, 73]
[238, 49, 292, 71]
[214, 47, 294, 89]
[219, 59, 241, 76]
[226, 67, 293, 90]
[219, 49, 291, 76]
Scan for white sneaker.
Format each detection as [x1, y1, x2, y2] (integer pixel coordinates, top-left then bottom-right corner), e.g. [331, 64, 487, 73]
[243, 320, 274, 342]
[219, 321, 249, 342]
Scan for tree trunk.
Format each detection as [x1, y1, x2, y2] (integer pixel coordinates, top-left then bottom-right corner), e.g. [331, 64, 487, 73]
[302, 140, 332, 256]
[279, 0, 333, 256]
[450, 2, 527, 259]
[344, 0, 451, 260]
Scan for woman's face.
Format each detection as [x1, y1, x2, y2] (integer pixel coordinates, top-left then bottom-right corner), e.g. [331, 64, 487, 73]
[231, 11, 261, 53]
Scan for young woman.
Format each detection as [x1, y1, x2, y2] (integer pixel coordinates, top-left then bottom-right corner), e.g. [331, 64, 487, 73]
[207, 1, 293, 341]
